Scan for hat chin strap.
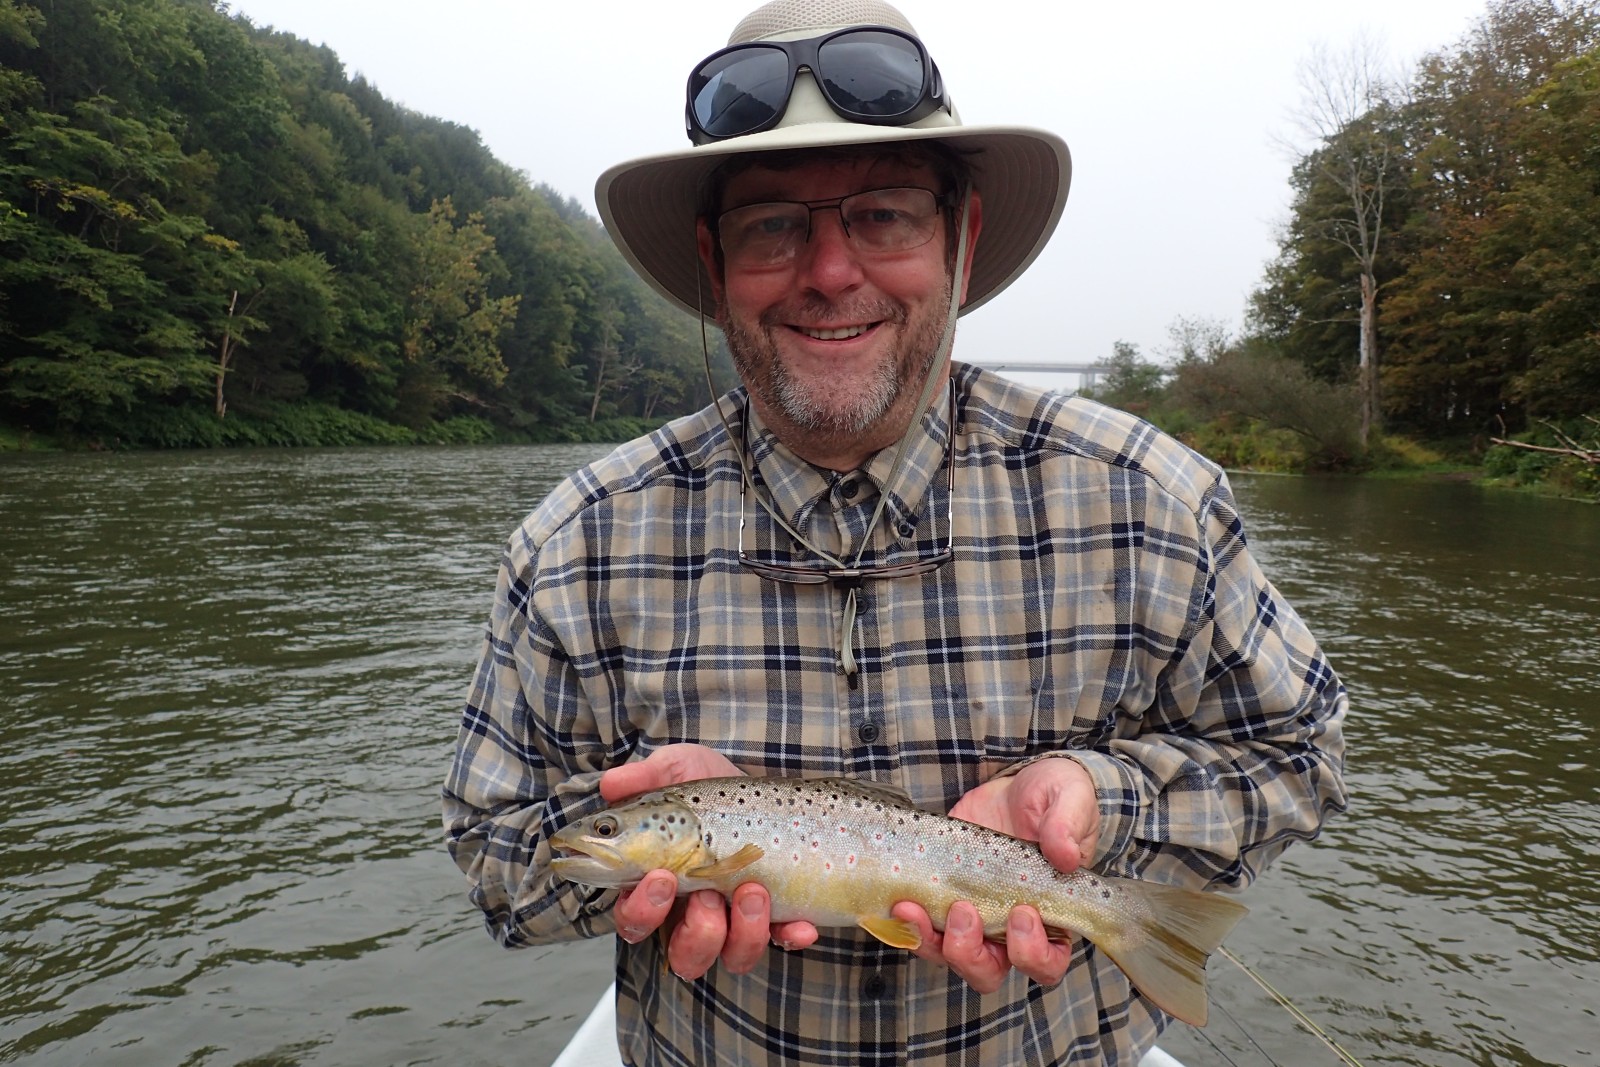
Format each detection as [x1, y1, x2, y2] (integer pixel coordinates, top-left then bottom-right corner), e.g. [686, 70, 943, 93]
[700, 185, 974, 680]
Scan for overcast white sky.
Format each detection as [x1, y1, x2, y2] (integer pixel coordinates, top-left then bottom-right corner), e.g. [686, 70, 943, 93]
[231, 0, 1490, 387]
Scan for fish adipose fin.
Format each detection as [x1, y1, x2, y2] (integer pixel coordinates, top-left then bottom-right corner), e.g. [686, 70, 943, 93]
[1090, 880, 1249, 1028]
[858, 915, 923, 951]
[684, 843, 764, 880]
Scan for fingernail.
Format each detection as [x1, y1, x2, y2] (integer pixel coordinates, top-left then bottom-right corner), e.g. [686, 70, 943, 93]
[619, 925, 644, 944]
[1010, 911, 1035, 937]
[646, 879, 673, 908]
[739, 894, 764, 920]
[773, 936, 796, 951]
[949, 908, 973, 935]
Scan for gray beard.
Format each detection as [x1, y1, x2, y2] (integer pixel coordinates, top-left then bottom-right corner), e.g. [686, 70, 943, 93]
[721, 282, 951, 440]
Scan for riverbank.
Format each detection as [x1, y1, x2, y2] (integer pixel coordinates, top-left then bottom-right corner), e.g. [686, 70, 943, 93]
[0, 406, 666, 453]
[5, 412, 1594, 503]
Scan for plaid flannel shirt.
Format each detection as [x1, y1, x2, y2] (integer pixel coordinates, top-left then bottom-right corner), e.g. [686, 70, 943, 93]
[443, 363, 1348, 1066]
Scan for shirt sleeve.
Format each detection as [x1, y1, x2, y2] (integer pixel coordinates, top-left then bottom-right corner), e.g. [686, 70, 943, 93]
[1033, 471, 1348, 890]
[441, 526, 620, 947]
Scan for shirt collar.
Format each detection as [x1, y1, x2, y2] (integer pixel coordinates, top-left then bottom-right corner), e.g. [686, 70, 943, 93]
[741, 380, 955, 535]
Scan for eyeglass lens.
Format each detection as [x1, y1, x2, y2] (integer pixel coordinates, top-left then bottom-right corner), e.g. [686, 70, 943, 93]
[816, 31, 925, 118]
[690, 31, 928, 140]
[718, 188, 939, 266]
[692, 46, 789, 140]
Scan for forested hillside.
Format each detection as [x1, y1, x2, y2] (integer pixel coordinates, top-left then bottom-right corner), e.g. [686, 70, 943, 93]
[0, 0, 723, 448]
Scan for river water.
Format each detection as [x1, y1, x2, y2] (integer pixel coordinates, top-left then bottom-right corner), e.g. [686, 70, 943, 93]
[0, 446, 1595, 1066]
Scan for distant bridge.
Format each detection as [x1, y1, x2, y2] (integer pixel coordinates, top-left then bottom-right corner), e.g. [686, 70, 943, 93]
[967, 360, 1111, 389]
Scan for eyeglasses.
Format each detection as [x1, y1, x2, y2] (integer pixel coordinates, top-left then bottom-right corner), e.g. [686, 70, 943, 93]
[716, 186, 948, 270]
[686, 26, 950, 145]
[736, 389, 957, 587]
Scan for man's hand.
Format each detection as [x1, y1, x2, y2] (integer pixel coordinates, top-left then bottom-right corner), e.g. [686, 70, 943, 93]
[892, 757, 1100, 993]
[598, 744, 819, 977]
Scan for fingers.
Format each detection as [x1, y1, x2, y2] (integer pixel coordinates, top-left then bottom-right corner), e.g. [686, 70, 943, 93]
[937, 902, 1011, 994]
[667, 889, 730, 979]
[891, 901, 1009, 995]
[601, 744, 742, 803]
[890, 901, 1071, 994]
[721, 883, 772, 974]
[614, 870, 678, 944]
[1003, 906, 1072, 987]
[770, 919, 819, 953]
[891, 900, 943, 961]
[1036, 821, 1088, 875]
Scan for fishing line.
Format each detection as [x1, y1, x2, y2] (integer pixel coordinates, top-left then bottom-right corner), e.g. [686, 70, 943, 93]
[1218, 946, 1367, 1067]
[1211, 997, 1281, 1066]
[1191, 1022, 1247, 1067]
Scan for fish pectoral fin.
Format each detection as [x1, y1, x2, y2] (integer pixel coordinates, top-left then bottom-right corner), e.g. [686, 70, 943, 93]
[858, 915, 923, 951]
[683, 843, 764, 880]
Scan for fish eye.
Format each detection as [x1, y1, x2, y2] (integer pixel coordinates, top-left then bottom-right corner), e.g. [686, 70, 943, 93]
[594, 816, 619, 838]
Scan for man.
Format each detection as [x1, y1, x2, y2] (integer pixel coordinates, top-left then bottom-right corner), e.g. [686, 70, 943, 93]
[443, 1, 1347, 1063]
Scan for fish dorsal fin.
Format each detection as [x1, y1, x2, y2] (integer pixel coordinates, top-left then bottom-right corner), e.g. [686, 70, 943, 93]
[683, 842, 764, 881]
[808, 777, 915, 807]
[859, 915, 923, 951]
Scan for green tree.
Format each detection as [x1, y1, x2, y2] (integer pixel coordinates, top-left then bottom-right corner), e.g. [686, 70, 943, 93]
[395, 197, 518, 426]
[1082, 340, 1168, 417]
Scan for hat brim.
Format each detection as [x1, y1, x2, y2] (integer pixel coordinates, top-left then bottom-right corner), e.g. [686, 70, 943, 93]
[596, 121, 1071, 320]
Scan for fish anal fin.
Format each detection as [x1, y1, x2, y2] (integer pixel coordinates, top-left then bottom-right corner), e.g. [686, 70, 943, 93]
[987, 923, 1073, 948]
[1042, 922, 1075, 944]
[859, 915, 923, 951]
[683, 842, 764, 881]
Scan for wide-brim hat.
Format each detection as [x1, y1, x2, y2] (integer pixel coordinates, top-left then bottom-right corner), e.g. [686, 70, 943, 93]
[595, 0, 1072, 319]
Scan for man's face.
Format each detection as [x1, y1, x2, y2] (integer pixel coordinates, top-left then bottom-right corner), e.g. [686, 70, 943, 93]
[696, 153, 981, 469]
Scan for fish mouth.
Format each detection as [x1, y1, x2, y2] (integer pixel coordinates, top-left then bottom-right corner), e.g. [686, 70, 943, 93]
[549, 826, 625, 869]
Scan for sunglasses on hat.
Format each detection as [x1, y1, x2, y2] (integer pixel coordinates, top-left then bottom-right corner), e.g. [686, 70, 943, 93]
[686, 26, 950, 145]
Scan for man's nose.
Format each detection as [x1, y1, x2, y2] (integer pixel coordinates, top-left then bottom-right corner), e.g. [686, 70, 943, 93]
[794, 209, 865, 296]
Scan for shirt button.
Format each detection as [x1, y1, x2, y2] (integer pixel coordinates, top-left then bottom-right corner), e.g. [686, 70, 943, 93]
[858, 721, 880, 744]
[862, 973, 886, 999]
[840, 479, 859, 500]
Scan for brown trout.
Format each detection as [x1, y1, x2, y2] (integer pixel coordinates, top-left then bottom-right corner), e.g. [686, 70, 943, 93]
[550, 776, 1247, 1026]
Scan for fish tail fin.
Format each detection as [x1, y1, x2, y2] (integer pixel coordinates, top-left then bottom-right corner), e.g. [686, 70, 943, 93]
[1087, 880, 1249, 1028]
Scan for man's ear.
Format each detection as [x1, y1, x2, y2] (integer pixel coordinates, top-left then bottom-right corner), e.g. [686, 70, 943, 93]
[695, 218, 725, 307]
